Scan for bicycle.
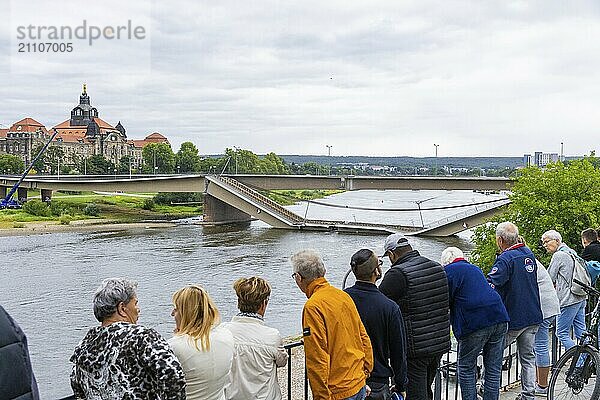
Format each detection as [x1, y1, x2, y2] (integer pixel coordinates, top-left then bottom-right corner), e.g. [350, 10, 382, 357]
[549, 278, 600, 399]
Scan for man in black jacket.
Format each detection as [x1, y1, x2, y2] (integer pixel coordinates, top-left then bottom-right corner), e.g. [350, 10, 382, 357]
[0, 305, 39, 400]
[345, 249, 407, 400]
[581, 228, 600, 262]
[379, 233, 451, 400]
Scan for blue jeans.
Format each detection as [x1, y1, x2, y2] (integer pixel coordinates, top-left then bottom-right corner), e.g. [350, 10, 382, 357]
[458, 322, 508, 400]
[557, 300, 586, 350]
[345, 386, 367, 400]
[534, 316, 555, 367]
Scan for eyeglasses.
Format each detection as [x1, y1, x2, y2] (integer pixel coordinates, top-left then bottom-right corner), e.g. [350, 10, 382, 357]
[291, 272, 300, 280]
[378, 258, 383, 267]
[542, 238, 556, 245]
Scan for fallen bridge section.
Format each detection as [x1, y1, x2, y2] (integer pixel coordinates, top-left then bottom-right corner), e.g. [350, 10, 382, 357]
[204, 175, 419, 234]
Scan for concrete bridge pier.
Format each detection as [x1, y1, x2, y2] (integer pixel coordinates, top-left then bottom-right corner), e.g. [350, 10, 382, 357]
[17, 187, 28, 202]
[203, 194, 252, 224]
[41, 189, 53, 202]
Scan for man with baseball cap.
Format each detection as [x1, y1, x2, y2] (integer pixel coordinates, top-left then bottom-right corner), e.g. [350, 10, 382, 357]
[379, 233, 451, 400]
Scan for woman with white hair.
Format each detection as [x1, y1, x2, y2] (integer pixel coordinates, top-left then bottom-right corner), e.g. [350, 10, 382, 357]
[70, 278, 186, 399]
[441, 247, 509, 400]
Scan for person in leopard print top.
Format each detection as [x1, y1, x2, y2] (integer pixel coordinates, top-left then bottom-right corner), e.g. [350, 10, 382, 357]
[70, 278, 186, 399]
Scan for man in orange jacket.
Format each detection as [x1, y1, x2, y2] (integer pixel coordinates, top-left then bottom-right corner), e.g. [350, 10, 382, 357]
[291, 249, 374, 400]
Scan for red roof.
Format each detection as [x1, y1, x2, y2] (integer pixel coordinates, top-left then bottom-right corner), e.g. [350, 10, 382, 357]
[8, 117, 48, 133]
[0, 128, 7, 138]
[54, 131, 87, 144]
[53, 117, 115, 130]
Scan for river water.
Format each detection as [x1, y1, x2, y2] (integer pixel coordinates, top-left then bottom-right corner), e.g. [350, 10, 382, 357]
[0, 189, 504, 398]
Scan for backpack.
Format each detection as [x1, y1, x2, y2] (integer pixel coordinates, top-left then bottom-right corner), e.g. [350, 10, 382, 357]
[566, 252, 592, 296]
[586, 260, 600, 286]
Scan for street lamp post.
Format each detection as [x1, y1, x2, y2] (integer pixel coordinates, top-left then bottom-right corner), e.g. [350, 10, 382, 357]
[129, 156, 133, 179]
[153, 148, 157, 175]
[433, 144, 439, 176]
[57, 156, 61, 180]
[326, 145, 333, 175]
[177, 165, 180, 175]
[233, 146, 240, 175]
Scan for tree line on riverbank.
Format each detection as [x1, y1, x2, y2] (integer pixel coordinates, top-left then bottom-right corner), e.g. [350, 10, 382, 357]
[1, 142, 520, 177]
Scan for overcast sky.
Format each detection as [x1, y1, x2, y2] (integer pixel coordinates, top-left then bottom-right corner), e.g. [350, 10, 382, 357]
[1, 1, 600, 157]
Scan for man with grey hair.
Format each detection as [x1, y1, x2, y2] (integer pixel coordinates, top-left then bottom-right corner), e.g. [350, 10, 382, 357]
[70, 278, 185, 399]
[291, 250, 373, 400]
[542, 229, 587, 351]
[488, 222, 542, 400]
[379, 233, 450, 400]
[442, 247, 508, 400]
[344, 249, 407, 400]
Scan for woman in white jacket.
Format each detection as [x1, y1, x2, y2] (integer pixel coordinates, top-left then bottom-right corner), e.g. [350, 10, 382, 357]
[169, 285, 234, 400]
[223, 277, 288, 400]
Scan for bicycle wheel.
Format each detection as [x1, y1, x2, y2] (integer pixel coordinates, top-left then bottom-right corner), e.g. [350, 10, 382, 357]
[549, 345, 600, 400]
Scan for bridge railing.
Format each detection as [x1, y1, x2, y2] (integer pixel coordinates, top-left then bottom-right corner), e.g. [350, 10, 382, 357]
[211, 175, 304, 224]
[420, 198, 510, 232]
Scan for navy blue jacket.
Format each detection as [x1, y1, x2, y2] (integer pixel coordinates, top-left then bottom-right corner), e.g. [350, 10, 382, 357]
[445, 259, 509, 339]
[345, 281, 408, 391]
[0, 305, 40, 400]
[488, 244, 543, 330]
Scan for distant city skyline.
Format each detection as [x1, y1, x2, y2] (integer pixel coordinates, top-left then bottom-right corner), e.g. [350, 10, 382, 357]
[1, 1, 600, 157]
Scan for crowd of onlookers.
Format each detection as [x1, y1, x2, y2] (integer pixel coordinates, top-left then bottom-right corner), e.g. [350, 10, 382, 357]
[2, 223, 600, 400]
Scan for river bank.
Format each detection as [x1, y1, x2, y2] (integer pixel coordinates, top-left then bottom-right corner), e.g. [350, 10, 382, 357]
[0, 219, 179, 237]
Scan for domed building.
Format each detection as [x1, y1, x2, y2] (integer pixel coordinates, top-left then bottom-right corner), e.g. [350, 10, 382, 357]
[0, 85, 171, 173]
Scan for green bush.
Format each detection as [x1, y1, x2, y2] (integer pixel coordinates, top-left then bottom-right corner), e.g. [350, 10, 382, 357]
[83, 203, 100, 217]
[59, 214, 71, 225]
[22, 199, 51, 217]
[142, 198, 155, 210]
[153, 192, 203, 205]
[49, 201, 70, 216]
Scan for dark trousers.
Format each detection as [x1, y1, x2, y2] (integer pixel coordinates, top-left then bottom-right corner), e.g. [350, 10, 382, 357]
[407, 354, 442, 400]
[366, 381, 390, 400]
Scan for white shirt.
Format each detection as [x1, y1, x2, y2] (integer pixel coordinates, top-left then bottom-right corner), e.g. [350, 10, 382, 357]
[222, 315, 288, 400]
[168, 325, 235, 400]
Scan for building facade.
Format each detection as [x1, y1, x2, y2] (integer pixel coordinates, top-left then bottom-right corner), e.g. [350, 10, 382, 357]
[523, 152, 559, 167]
[0, 85, 170, 173]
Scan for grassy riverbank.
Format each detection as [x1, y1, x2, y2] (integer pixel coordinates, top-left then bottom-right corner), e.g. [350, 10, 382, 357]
[0, 192, 200, 230]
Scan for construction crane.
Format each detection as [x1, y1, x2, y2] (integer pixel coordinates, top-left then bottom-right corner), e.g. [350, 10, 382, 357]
[0, 128, 59, 209]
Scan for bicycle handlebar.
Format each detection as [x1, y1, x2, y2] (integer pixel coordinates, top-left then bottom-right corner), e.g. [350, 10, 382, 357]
[573, 278, 600, 297]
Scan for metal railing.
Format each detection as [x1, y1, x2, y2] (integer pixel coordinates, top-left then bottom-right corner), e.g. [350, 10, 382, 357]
[281, 325, 566, 400]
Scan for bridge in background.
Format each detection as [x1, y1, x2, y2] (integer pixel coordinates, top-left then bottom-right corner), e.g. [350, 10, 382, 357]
[0, 174, 512, 236]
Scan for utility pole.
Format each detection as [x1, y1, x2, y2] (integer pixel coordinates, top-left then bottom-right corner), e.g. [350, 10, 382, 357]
[433, 143, 439, 176]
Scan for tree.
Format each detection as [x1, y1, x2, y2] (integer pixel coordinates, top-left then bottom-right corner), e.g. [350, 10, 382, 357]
[472, 158, 600, 269]
[176, 142, 201, 173]
[80, 155, 115, 175]
[142, 143, 175, 174]
[261, 152, 290, 174]
[118, 155, 135, 174]
[0, 154, 25, 174]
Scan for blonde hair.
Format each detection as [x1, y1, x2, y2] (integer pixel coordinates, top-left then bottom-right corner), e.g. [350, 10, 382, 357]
[233, 277, 271, 313]
[172, 285, 219, 351]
